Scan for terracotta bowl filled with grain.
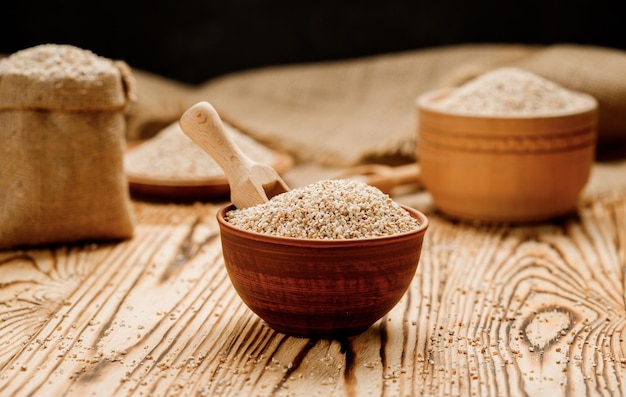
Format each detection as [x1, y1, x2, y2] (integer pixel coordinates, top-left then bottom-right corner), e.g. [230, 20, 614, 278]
[216, 179, 429, 337]
[416, 67, 598, 223]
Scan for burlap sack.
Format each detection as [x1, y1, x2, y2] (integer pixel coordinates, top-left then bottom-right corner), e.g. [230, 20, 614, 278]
[197, 44, 538, 166]
[0, 44, 136, 249]
[123, 43, 626, 167]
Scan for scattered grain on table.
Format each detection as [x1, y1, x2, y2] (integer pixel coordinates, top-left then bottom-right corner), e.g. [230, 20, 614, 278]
[124, 122, 277, 180]
[431, 67, 596, 116]
[225, 179, 421, 239]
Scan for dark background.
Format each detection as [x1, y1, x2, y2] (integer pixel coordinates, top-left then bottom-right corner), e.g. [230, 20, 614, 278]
[2, 0, 623, 85]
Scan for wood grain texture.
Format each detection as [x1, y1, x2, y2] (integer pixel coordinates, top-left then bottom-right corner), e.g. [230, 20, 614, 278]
[0, 191, 624, 396]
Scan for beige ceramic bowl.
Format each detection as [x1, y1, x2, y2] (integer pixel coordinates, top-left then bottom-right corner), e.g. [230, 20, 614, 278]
[217, 204, 429, 338]
[417, 88, 598, 223]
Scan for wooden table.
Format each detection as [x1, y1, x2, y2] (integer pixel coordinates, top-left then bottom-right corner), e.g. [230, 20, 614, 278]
[1, 157, 625, 397]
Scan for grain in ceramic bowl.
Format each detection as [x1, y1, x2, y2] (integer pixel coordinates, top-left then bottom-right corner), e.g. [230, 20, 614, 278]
[416, 68, 598, 223]
[216, 179, 429, 337]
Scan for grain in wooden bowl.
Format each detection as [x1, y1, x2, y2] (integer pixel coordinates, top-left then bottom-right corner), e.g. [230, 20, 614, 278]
[217, 179, 429, 337]
[124, 122, 293, 199]
[416, 67, 598, 223]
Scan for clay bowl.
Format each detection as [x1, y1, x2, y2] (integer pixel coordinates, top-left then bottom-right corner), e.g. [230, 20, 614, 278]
[416, 88, 598, 223]
[216, 204, 429, 338]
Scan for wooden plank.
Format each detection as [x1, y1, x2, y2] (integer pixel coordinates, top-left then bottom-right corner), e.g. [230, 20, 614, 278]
[0, 193, 624, 396]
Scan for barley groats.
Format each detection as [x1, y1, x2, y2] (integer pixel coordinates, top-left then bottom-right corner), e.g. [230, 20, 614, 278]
[125, 121, 277, 180]
[0, 44, 136, 249]
[225, 179, 421, 239]
[432, 67, 595, 116]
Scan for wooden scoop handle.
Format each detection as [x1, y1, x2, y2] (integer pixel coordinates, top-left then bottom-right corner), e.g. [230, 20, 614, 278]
[179, 101, 254, 181]
[336, 163, 422, 194]
[180, 101, 290, 208]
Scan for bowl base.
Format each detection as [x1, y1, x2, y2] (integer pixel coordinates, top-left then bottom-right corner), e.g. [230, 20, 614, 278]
[264, 321, 373, 338]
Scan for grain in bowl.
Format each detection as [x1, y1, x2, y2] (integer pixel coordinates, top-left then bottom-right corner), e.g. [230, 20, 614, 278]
[416, 67, 598, 222]
[216, 180, 428, 336]
[224, 179, 421, 239]
[430, 67, 595, 116]
[125, 121, 277, 180]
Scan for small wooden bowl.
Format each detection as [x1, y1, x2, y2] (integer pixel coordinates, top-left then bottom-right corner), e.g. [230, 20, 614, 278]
[216, 204, 429, 337]
[416, 88, 598, 223]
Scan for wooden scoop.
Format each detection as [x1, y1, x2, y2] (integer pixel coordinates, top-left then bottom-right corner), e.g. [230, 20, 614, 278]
[335, 163, 422, 194]
[179, 101, 290, 208]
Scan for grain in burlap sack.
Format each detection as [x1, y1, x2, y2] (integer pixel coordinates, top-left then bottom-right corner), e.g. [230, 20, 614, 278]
[0, 44, 136, 249]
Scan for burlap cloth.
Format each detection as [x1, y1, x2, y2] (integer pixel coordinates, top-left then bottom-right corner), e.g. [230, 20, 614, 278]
[125, 43, 626, 207]
[125, 43, 626, 167]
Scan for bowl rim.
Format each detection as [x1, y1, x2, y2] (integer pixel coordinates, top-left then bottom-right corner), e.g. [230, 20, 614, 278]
[216, 203, 429, 247]
[416, 87, 598, 120]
